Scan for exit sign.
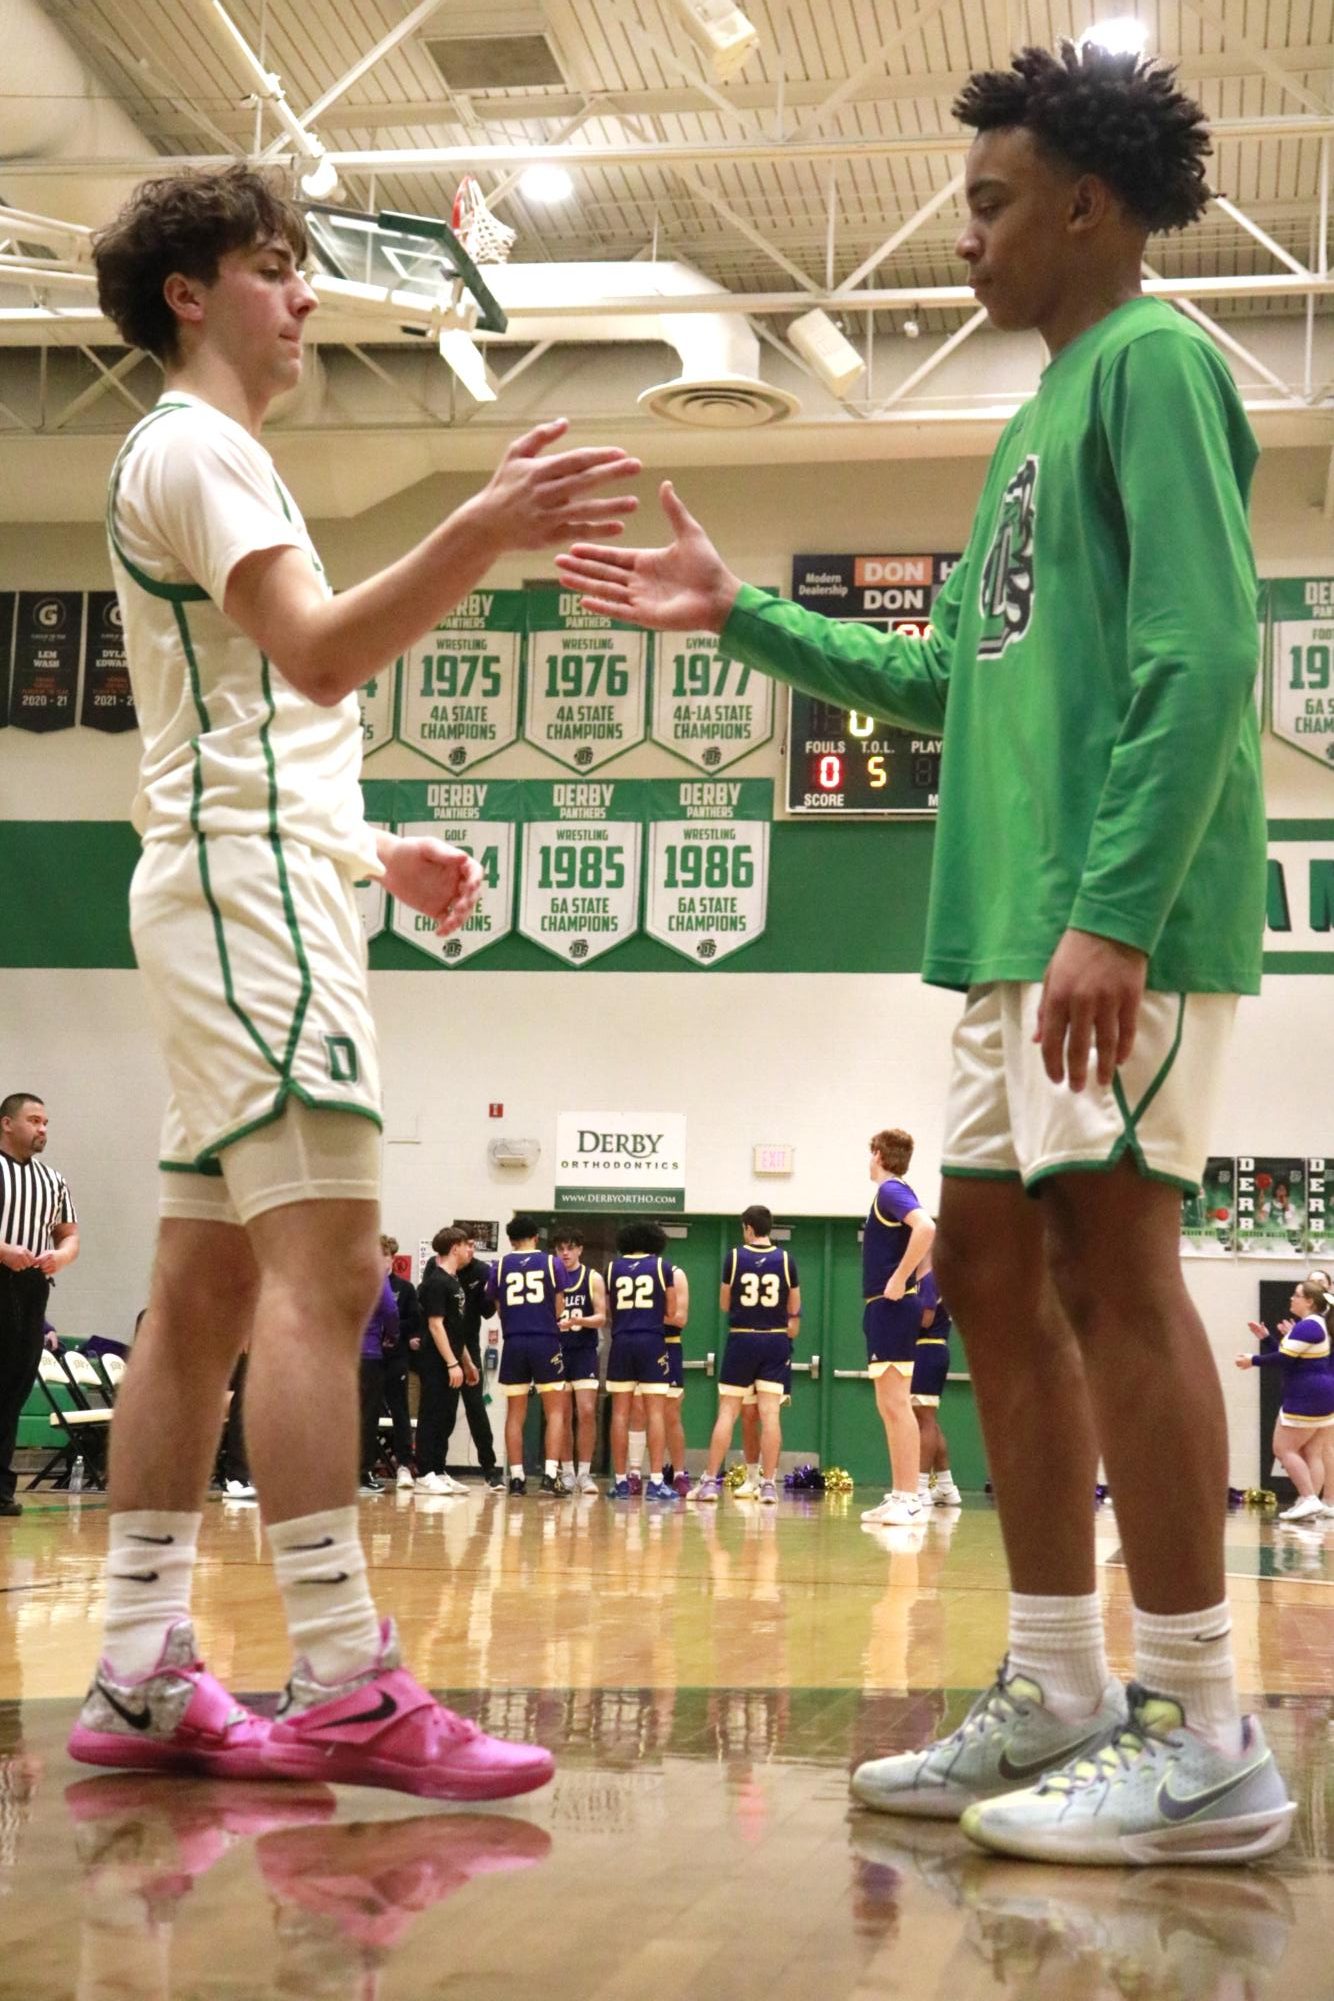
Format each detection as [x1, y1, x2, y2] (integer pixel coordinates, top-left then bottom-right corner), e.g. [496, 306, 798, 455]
[753, 1143, 795, 1175]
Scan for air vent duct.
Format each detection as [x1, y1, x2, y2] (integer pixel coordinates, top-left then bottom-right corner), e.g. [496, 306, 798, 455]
[638, 375, 799, 428]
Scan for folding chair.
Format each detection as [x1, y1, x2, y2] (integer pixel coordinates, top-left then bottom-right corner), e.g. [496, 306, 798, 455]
[27, 1351, 82, 1488]
[49, 1352, 114, 1489]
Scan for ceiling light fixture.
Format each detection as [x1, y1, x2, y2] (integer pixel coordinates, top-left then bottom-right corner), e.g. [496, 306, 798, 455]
[518, 163, 574, 205]
[1079, 16, 1149, 56]
[299, 151, 341, 202]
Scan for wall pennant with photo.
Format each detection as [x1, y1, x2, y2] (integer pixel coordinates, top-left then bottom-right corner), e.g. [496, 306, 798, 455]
[1179, 1158, 1237, 1258]
[1235, 1155, 1309, 1258]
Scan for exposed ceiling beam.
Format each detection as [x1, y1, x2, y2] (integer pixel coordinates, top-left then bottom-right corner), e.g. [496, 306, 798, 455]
[14, 116, 1334, 183]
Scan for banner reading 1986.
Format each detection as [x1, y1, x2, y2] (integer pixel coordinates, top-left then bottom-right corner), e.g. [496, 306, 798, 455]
[396, 589, 524, 773]
[389, 779, 520, 965]
[644, 779, 772, 963]
[518, 781, 642, 965]
[523, 588, 647, 772]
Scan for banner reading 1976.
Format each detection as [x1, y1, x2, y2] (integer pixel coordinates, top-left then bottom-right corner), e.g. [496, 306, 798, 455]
[396, 589, 524, 773]
[518, 781, 642, 965]
[388, 779, 520, 966]
[523, 588, 648, 772]
[644, 779, 772, 964]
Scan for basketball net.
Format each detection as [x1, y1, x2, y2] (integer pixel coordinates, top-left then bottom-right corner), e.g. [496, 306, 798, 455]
[451, 176, 517, 264]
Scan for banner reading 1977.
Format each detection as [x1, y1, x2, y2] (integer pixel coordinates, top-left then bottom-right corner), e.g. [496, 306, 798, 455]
[396, 589, 524, 773]
[650, 626, 773, 771]
[523, 588, 647, 772]
[518, 781, 642, 964]
[644, 779, 772, 963]
[389, 779, 520, 965]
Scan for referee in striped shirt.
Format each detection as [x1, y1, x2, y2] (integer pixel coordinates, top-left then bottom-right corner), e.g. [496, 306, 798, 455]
[0, 1094, 79, 1517]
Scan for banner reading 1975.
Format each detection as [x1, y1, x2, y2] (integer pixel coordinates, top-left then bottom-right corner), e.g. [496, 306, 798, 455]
[523, 587, 648, 772]
[644, 778, 772, 964]
[518, 781, 642, 965]
[396, 589, 524, 773]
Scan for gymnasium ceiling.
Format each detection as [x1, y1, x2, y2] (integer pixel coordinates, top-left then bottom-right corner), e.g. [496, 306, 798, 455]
[1, 0, 1332, 512]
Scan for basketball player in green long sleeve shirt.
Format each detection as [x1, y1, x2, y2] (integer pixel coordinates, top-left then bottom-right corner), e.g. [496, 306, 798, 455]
[559, 42, 1294, 1866]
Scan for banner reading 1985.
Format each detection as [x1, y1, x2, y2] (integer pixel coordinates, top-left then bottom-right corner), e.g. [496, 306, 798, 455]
[523, 587, 648, 772]
[518, 781, 642, 965]
[644, 779, 772, 964]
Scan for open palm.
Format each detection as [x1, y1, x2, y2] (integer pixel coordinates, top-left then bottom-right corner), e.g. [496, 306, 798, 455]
[555, 480, 741, 634]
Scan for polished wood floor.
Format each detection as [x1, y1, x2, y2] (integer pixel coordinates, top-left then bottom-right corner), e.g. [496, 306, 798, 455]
[0, 1489, 1331, 1999]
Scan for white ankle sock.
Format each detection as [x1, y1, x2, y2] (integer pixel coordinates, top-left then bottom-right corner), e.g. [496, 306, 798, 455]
[627, 1430, 647, 1474]
[103, 1511, 201, 1677]
[269, 1506, 381, 1690]
[577, 1462, 591, 1479]
[746, 1463, 760, 1482]
[1132, 1602, 1244, 1756]
[1008, 1591, 1111, 1721]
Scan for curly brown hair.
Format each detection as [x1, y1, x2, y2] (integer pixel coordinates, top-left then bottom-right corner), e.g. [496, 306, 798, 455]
[92, 164, 308, 361]
[954, 42, 1211, 234]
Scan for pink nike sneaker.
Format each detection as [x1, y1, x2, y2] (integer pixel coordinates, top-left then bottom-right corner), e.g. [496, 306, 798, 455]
[67, 1620, 271, 1779]
[261, 1620, 555, 1801]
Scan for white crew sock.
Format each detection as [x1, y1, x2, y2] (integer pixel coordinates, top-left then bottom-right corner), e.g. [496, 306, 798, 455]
[269, 1506, 382, 1690]
[1132, 1602, 1244, 1757]
[1008, 1591, 1111, 1722]
[627, 1430, 647, 1474]
[560, 1461, 575, 1482]
[102, 1512, 201, 1678]
[544, 1459, 559, 1479]
[917, 1473, 933, 1495]
[746, 1463, 761, 1483]
[577, 1462, 592, 1480]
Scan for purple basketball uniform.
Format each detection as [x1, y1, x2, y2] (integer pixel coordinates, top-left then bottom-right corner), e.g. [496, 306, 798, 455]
[1254, 1313, 1334, 1425]
[910, 1268, 952, 1404]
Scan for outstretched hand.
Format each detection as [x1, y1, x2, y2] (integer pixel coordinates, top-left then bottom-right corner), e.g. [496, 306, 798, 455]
[555, 480, 742, 634]
[379, 836, 483, 937]
[469, 418, 643, 553]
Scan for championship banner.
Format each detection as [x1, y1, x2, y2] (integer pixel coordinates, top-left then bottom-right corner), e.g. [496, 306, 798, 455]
[517, 780, 642, 965]
[0, 593, 14, 729]
[80, 591, 136, 733]
[1179, 1158, 1237, 1258]
[357, 664, 395, 759]
[1307, 1159, 1333, 1260]
[9, 590, 81, 732]
[650, 626, 774, 772]
[786, 553, 958, 815]
[1235, 1156, 1309, 1258]
[523, 587, 647, 772]
[388, 779, 519, 965]
[644, 778, 772, 965]
[1268, 578, 1334, 771]
[396, 589, 523, 772]
[554, 1109, 686, 1212]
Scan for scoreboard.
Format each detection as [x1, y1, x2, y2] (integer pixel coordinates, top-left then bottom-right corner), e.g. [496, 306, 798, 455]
[785, 552, 958, 817]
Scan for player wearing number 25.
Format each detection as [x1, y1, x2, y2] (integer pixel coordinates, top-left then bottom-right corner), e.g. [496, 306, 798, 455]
[560, 43, 1293, 1866]
[484, 1216, 569, 1497]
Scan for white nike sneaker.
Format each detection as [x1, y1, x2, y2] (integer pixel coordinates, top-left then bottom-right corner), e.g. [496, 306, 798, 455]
[934, 1480, 963, 1507]
[862, 1491, 923, 1527]
[437, 1473, 470, 1496]
[734, 1473, 761, 1500]
[414, 1473, 446, 1495]
[574, 1471, 599, 1496]
[395, 1466, 415, 1491]
[961, 1683, 1295, 1865]
[223, 1479, 257, 1501]
[851, 1663, 1127, 1820]
[1279, 1494, 1322, 1522]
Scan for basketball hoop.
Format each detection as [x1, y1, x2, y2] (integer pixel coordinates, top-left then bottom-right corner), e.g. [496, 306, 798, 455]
[451, 177, 517, 265]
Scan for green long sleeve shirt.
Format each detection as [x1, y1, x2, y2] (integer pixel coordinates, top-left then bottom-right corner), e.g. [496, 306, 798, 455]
[723, 297, 1267, 994]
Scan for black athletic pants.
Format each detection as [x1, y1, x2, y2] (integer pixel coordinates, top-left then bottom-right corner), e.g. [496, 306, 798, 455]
[381, 1346, 414, 1467]
[415, 1341, 449, 1476]
[440, 1332, 497, 1475]
[0, 1269, 49, 1502]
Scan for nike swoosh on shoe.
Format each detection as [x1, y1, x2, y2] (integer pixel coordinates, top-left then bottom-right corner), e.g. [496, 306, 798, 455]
[1157, 1763, 1268, 1822]
[996, 1734, 1106, 1783]
[287, 1535, 335, 1551]
[127, 1533, 175, 1545]
[95, 1681, 154, 1730]
[323, 1691, 398, 1729]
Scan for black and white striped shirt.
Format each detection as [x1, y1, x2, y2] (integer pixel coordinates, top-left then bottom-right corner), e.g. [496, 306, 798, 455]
[0, 1152, 77, 1258]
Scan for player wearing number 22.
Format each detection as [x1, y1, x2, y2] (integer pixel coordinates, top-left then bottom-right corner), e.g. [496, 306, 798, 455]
[605, 1221, 678, 1501]
[558, 43, 1294, 1865]
[484, 1215, 570, 1497]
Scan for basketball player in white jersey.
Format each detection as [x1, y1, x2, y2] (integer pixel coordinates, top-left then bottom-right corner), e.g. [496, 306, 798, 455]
[69, 165, 641, 1797]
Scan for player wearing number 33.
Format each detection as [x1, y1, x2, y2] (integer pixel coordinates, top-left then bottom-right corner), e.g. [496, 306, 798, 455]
[558, 42, 1294, 1865]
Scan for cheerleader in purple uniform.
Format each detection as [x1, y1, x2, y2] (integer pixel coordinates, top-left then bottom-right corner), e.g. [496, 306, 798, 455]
[1236, 1280, 1334, 1522]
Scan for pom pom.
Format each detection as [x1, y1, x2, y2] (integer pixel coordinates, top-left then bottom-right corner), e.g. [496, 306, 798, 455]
[1093, 1483, 1110, 1503]
[723, 1464, 747, 1491]
[1227, 1486, 1246, 1508]
[822, 1466, 853, 1494]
